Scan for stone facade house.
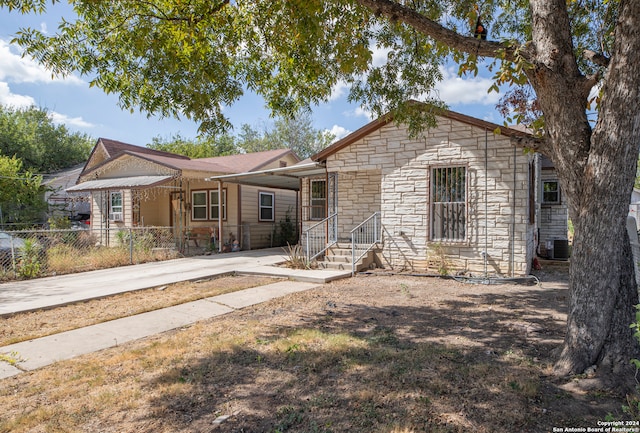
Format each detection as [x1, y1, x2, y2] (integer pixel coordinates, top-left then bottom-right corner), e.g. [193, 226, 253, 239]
[67, 138, 300, 251]
[297, 109, 567, 277]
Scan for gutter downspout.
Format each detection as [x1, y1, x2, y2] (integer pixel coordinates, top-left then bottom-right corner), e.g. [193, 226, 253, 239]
[484, 129, 488, 279]
[218, 180, 223, 253]
[511, 145, 517, 277]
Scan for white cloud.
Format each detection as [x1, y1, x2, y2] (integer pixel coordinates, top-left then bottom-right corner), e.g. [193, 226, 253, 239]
[352, 106, 374, 120]
[431, 66, 500, 106]
[329, 80, 349, 102]
[49, 111, 96, 129]
[327, 124, 350, 142]
[0, 39, 84, 85]
[371, 45, 391, 68]
[0, 82, 36, 107]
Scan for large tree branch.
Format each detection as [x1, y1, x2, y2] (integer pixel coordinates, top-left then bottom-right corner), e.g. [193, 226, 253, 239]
[354, 0, 520, 61]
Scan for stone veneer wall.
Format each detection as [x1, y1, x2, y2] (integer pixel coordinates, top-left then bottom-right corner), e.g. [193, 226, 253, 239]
[312, 117, 535, 277]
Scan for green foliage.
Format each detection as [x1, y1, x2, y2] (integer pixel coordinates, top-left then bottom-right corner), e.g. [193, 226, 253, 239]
[0, 106, 93, 173]
[275, 207, 298, 247]
[2, 0, 451, 134]
[48, 215, 71, 230]
[0, 155, 48, 227]
[237, 112, 334, 159]
[147, 112, 332, 159]
[116, 229, 155, 252]
[17, 238, 42, 279]
[147, 132, 238, 158]
[0, 351, 23, 367]
[1, 0, 622, 136]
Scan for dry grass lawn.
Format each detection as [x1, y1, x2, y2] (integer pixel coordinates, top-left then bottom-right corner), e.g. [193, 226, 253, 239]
[0, 270, 635, 432]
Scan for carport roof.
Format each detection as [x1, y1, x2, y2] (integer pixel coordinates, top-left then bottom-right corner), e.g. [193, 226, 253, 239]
[66, 175, 175, 192]
[206, 160, 325, 191]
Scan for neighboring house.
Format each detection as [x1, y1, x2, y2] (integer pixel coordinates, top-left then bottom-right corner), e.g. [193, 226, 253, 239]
[630, 188, 640, 230]
[537, 154, 570, 259]
[67, 138, 300, 250]
[43, 163, 91, 219]
[216, 107, 569, 277]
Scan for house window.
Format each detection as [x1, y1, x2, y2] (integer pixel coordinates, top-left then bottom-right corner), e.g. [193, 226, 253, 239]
[310, 179, 327, 220]
[109, 191, 123, 221]
[431, 166, 466, 241]
[192, 191, 207, 220]
[542, 180, 560, 204]
[259, 192, 275, 221]
[210, 190, 227, 220]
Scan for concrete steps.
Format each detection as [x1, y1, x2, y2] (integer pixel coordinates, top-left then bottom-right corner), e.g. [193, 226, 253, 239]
[316, 244, 377, 272]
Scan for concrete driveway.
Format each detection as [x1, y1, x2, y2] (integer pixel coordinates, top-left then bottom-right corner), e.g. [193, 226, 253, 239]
[0, 248, 351, 316]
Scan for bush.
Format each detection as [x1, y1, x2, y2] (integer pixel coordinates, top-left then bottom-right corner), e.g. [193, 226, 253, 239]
[17, 238, 42, 279]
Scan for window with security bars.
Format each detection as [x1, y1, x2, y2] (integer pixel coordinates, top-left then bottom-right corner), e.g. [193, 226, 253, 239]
[310, 179, 327, 220]
[431, 166, 466, 240]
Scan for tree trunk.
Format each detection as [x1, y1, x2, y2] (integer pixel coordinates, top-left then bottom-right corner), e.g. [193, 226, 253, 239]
[528, 0, 640, 382]
[553, 186, 639, 382]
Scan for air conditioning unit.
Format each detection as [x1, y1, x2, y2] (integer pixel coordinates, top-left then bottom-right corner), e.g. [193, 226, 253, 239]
[109, 212, 123, 222]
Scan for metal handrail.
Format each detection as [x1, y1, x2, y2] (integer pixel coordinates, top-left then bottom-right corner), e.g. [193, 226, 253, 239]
[350, 212, 381, 275]
[303, 213, 338, 262]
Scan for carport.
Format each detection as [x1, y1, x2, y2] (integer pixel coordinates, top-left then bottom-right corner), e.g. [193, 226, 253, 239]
[205, 159, 327, 250]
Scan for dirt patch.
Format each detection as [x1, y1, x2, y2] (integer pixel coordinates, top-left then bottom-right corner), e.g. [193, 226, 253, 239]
[0, 270, 633, 432]
[0, 275, 280, 346]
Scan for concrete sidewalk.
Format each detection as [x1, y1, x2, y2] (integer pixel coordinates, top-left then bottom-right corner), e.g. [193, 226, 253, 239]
[0, 279, 321, 379]
[0, 248, 350, 316]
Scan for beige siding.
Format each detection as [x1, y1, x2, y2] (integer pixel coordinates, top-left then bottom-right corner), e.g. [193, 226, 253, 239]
[240, 185, 298, 249]
[137, 188, 172, 226]
[538, 170, 569, 256]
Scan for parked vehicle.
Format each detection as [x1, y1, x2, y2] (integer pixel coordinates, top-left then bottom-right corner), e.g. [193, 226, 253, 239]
[70, 213, 90, 230]
[0, 231, 27, 268]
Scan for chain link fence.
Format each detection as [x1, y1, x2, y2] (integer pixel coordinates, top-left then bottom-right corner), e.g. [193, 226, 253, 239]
[0, 222, 298, 282]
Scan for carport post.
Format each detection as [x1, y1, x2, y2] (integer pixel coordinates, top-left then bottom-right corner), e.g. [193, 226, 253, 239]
[129, 228, 133, 264]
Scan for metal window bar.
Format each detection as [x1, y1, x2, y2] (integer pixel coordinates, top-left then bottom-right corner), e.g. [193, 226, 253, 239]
[350, 211, 381, 275]
[303, 212, 338, 262]
[431, 167, 466, 240]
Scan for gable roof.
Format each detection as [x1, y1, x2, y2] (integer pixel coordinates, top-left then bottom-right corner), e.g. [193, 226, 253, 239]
[312, 105, 532, 162]
[79, 139, 299, 181]
[197, 149, 297, 172]
[98, 138, 190, 160]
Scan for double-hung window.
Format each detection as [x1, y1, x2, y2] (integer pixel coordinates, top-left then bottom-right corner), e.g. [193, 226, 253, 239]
[191, 191, 208, 220]
[310, 179, 327, 220]
[259, 192, 275, 221]
[431, 166, 466, 241]
[542, 180, 560, 204]
[210, 190, 227, 220]
[109, 191, 123, 221]
[191, 189, 227, 220]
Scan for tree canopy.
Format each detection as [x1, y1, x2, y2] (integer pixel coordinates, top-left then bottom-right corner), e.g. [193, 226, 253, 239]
[147, 112, 334, 159]
[147, 132, 238, 158]
[0, 106, 93, 173]
[235, 112, 334, 158]
[0, 155, 47, 227]
[3, 0, 640, 385]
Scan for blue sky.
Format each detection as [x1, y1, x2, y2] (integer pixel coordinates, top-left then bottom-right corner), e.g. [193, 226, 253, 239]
[0, 3, 505, 147]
